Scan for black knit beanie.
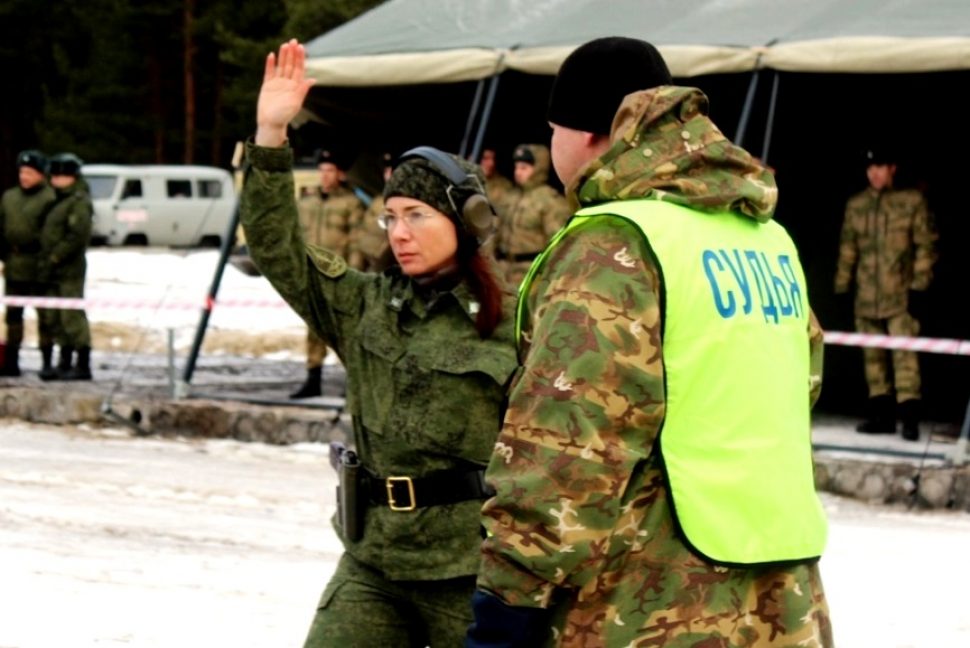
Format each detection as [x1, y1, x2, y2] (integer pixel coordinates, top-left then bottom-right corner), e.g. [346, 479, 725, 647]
[547, 37, 672, 135]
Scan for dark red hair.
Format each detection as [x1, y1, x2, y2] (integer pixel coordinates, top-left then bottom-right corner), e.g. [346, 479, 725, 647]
[463, 249, 505, 338]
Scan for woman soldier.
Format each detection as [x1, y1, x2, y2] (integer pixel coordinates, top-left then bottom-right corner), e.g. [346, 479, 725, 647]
[240, 40, 517, 646]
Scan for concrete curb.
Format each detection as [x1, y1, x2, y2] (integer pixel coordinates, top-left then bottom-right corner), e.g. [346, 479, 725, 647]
[3, 384, 968, 511]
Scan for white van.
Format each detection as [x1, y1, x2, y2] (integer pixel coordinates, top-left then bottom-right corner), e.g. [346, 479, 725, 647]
[82, 165, 235, 247]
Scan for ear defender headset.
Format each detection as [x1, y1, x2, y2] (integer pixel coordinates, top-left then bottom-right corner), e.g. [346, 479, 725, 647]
[396, 146, 496, 246]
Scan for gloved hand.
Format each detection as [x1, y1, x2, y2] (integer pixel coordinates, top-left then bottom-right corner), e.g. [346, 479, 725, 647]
[465, 590, 551, 648]
[908, 290, 929, 322]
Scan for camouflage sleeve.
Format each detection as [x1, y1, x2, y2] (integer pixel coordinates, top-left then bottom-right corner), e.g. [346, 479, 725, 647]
[833, 201, 857, 294]
[49, 197, 92, 264]
[808, 309, 824, 407]
[910, 194, 938, 291]
[240, 141, 370, 353]
[542, 190, 572, 239]
[478, 216, 664, 608]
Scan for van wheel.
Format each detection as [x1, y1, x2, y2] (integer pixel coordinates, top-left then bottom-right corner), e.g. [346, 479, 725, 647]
[199, 235, 221, 248]
[89, 236, 108, 247]
[123, 234, 149, 246]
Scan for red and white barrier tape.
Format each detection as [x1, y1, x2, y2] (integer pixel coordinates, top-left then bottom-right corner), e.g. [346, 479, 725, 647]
[4, 294, 968, 356]
[824, 331, 970, 356]
[0, 295, 289, 311]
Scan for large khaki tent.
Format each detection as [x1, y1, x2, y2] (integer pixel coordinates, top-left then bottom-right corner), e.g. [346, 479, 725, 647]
[305, 0, 970, 85]
[296, 0, 970, 422]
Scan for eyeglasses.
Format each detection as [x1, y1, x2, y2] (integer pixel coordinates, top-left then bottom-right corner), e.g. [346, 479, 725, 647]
[376, 210, 441, 231]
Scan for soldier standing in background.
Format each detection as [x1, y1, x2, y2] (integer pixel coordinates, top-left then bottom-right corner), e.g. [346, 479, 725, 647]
[38, 153, 93, 381]
[356, 152, 394, 272]
[0, 150, 57, 377]
[290, 148, 366, 399]
[494, 143, 570, 287]
[834, 148, 938, 440]
[479, 147, 516, 217]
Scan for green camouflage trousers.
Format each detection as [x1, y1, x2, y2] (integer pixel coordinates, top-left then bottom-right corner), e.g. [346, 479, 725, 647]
[306, 327, 327, 369]
[5, 279, 57, 347]
[303, 552, 475, 647]
[856, 313, 920, 401]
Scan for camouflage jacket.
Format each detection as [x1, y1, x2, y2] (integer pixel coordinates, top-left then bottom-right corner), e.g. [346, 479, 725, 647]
[357, 195, 393, 272]
[240, 141, 518, 581]
[39, 180, 93, 280]
[298, 183, 366, 269]
[477, 87, 832, 646]
[497, 145, 570, 258]
[486, 173, 517, 219]
[834, 186, 938, 319]
[0, 181, 56, 280]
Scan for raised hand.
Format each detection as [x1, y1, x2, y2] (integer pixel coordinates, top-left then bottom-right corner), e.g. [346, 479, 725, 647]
[255, 39, 316, 147]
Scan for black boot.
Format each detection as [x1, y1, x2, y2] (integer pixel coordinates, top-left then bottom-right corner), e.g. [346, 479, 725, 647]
[39, 345, 59, 381]
[63, 347, 92, 381]
[0, 344, 21, 377]
[899, 399, 921, 441]
[856, 394, 896, 434]
[290, 366, 322, 399]
[55, 346, 75, 379]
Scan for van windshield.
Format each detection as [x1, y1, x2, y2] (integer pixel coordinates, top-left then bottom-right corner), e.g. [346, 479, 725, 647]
[86, 175, 118, 200]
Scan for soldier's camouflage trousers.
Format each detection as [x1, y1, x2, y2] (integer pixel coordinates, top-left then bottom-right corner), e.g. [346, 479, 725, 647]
[306, 327, 327, 369]
[39, 277, 91, 348]
[303, 552, 475, 648]
[4, 279, 56, 347]
[856, 313, 921, 401]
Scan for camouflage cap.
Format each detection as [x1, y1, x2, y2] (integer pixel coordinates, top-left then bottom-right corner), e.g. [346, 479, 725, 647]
[314, 147, 353, 170]
[17, 149, 47, 173]
[383, 149, 486, 224]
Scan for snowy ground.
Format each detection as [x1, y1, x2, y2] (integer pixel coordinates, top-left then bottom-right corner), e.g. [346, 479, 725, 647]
[2, 249, 970, 647]
[1, 421, 969, 648]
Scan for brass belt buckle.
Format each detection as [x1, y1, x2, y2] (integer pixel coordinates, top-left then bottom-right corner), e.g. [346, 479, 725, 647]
[386, 476, 416, 512]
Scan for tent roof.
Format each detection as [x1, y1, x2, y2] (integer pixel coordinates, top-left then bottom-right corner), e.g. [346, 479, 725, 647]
[304, 0, 970, 85]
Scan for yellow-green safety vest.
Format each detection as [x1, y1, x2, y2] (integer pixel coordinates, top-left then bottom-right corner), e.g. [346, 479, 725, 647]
[516, 199, 827, 565]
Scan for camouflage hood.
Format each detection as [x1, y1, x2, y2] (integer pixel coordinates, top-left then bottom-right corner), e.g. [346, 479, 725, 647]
[571, 86, 778, 223]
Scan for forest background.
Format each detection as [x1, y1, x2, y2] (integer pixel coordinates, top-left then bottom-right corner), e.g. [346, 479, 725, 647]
[0, 0, 382, 187]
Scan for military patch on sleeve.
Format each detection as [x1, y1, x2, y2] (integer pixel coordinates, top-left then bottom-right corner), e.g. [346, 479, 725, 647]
[306, 244, 348, 278]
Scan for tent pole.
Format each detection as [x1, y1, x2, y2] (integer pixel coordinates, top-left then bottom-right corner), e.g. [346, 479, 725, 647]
[469, 74, 501, 162]
[760, 71, 780, 163]
[734, 69, 761, 148]
[459, 79, 486, 158]
[177, 199, 240, 397]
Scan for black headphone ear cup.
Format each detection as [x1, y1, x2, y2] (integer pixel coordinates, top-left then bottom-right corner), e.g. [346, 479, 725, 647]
[461, 194, 496, 243]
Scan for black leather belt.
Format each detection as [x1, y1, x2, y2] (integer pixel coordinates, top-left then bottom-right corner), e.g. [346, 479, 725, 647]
[365, 467, 494, 512]
[496, 251, 539, 263]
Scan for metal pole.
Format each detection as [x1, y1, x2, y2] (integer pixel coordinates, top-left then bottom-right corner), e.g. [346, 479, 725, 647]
[458, 79, 486, 158]
[950, 395, 970, 466]
[760, 71, 780, 163]
[179, 198, 240, 395]
[167, 328, 176, 399]
[469, 74, 501, 162]
[734, 69, 761, 148]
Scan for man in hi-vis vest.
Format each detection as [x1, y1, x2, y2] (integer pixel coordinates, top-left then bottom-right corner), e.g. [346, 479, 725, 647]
[467, 37, 833, 647]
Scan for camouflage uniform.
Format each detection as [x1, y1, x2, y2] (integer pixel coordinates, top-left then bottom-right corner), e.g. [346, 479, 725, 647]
[297, 184, 365, 369]
[0, 178, 57, 350]
[496, 145, 570, 287]
[38, 178, 93, 349]
[240, 141, 518, 646]
[834, 187, 937, 401]
[356, 195, 393, 272]
[477, 87, 832, 647]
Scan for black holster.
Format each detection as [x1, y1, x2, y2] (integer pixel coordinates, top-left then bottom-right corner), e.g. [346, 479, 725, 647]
[329, 441, 363, 542]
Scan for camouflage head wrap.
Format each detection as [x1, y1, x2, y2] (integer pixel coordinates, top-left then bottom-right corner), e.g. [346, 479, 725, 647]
[383, 151, 487, 226]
